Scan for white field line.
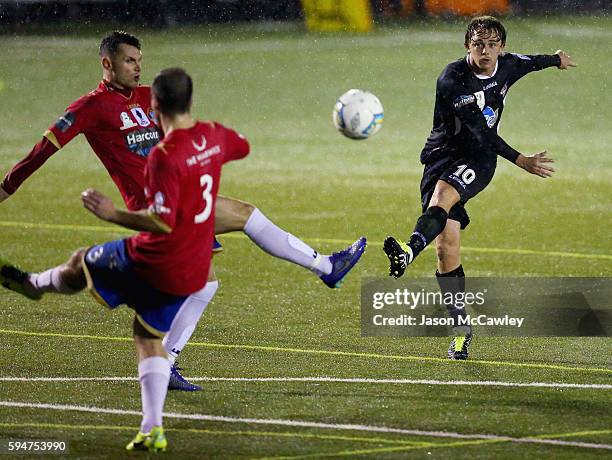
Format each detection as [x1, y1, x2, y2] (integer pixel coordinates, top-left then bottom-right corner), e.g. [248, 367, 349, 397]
[1, 376, 611, 390]
[0, 400, 610, 451]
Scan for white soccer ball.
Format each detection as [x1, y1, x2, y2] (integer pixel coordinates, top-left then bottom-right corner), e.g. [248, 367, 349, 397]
[332, 89, 384, 140]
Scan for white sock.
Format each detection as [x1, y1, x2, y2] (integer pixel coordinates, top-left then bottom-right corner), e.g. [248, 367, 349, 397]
[244, 208, 332, 276]
[138, 356, 171, 433]
[162, 281, 218, 364]
[29, 267, 77, 294]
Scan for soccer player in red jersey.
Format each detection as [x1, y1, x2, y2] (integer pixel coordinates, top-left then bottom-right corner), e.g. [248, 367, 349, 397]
[0, 67, 247, 451]
[0, 31, 366, 390]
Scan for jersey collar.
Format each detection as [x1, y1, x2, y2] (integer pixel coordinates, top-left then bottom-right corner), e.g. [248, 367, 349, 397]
[465, 56, 498, 79]
[100, 80, 134, 99]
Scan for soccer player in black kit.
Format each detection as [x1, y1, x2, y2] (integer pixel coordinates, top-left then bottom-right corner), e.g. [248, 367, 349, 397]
[383, 16, 575, 359]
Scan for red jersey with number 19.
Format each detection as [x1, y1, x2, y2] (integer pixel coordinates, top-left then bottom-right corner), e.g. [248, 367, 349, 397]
[126, 121, 249, 295]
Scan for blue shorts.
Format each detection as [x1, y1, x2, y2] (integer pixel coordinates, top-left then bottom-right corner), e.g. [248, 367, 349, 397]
[82, 239, 200, 338]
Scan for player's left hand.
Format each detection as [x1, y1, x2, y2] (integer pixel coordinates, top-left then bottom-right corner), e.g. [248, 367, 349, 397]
[516, 151, 555, 178]
[81, 188, 117, 222]
[556, 50, 576, 70]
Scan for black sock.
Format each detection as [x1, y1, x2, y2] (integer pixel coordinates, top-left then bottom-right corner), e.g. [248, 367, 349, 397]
[407, 206, 448, 258]
[436, 265, 471, 335]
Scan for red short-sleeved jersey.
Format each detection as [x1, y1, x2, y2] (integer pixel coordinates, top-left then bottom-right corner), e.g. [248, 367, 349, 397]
[47, 82, 158, 210]
[126, 121, 249, 295]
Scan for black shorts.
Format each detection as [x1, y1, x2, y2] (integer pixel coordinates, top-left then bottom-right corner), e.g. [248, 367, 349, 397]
[420, 155, 496, 229]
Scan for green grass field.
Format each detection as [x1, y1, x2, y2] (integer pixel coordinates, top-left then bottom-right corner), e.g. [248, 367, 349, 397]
[0, 15, 611, 459]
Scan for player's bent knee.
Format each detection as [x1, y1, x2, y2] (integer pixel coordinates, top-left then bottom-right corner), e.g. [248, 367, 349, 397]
[67, 248, 87, 269]
[60, 248, 88, 291]
[429, 182, 460, 211]
[215, 196, 255, 232]
[133, 316, 159, 339]
[133, 317, 166, 360]
[234, 200, 255, 225]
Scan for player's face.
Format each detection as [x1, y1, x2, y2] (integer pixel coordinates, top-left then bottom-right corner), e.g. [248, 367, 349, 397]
[466, 30, 505, 76]
[108, 44, 142, 90]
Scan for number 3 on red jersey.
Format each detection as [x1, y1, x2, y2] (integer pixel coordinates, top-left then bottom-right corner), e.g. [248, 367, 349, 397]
[194, 174, 213, 223]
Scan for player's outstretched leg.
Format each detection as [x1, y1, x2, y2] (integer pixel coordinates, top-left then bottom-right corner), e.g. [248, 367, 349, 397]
[216, 197, 364, 288]
[384, 206, 448, 278]
[319, 237, 367, 288]
[384, 180, 459, 278]
[0, 252, 83, 300]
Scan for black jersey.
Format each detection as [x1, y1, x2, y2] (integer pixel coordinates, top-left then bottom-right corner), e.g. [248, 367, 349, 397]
[421, 52, 561, 164]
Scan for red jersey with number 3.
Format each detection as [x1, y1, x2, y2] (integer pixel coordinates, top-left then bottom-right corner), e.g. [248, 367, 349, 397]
[47, 81, 158, 210]
[126, 121, 249, 295]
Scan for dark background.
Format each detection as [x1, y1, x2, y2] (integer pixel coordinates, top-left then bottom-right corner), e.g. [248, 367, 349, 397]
[0, 0, 609, 29]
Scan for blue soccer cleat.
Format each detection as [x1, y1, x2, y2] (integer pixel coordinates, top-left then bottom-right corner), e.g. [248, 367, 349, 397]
[212, 238, 223, 254]
[168, 362, 201, 392]
[320, 237, 367, 288]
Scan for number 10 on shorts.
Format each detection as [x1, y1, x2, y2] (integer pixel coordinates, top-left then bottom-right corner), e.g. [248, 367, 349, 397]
[453, 164, 476, 184]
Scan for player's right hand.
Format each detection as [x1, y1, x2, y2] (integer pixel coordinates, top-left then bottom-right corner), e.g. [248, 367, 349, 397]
[81, 188, 117, 222]
[555, 50, 576, 70]
[516, 151, 555, 178]
[0, 186, 9, 203]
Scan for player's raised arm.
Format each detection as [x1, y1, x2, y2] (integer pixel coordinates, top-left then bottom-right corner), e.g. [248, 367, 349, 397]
[0, 136, 60, 202]
[0, 95, 93, 203]
[81, 188, 171, 233]
[505, 50, 575, 85]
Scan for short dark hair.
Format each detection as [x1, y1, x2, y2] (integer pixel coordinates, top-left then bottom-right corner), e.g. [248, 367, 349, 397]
[152, 68, 193, 117]
[99, 31, 141, 58]
[464, 16, 506, 46]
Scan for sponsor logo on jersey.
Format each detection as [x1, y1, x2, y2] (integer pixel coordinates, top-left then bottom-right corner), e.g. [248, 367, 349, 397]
[131, 107, 151, 127]
[482, 106, 498, 128]
[55, 111, 75, 133]
[186, 144, 221, 166]
[453, 94, 475, 109]
[150, 191, 171, 215]
[483, 81, 498, 91]
[474, 91, 485, 110]
[125, 127, 160, 157]
[119, 112, 138, 131]
[192, 135, 207, 152]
